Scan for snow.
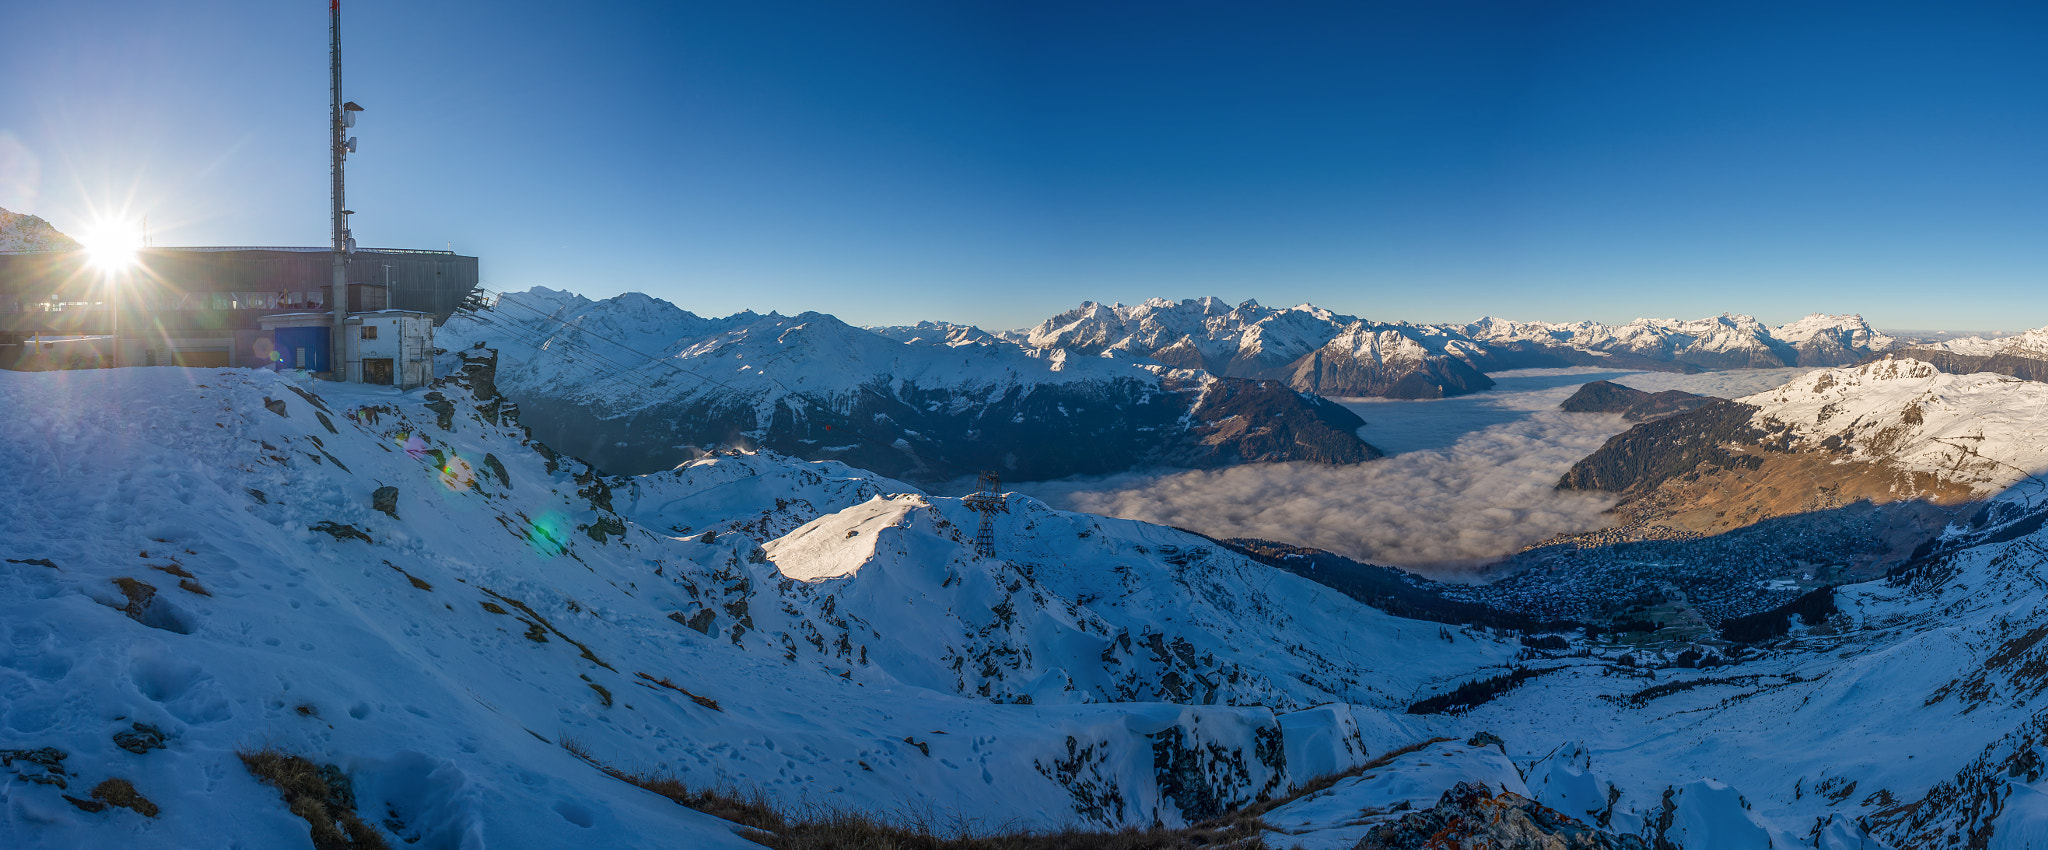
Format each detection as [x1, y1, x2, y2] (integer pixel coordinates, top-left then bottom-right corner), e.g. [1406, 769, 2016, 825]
[443, 289, 1158, 418]
[0, 362, 1501, 847]
[1738, 356, 2048, 495]
[1922, 324, 2048, 359]
[11, 349, 2048, 847]
[1002, 298, 1896, 373]
[1260, 738, 1526, 849]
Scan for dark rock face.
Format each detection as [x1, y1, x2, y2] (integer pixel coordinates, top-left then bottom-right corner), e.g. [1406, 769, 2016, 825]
[1556, 400, 1768, 496]
[1289, 348, 1495, 399]
[1360, 781, 1647, 849]
[510, 375, 1381, 482]
[371, 486, 400, 520]
[1182, 379, 1381, 465]
[1559, 381, 1716, 423]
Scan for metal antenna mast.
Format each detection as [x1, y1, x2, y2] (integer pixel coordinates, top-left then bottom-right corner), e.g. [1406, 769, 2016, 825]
[328, 0, 362, 380]
[963, 472, 1007, 558]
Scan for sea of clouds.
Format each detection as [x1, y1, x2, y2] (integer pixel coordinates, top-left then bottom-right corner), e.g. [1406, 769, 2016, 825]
[1017, 367, 1815, 579]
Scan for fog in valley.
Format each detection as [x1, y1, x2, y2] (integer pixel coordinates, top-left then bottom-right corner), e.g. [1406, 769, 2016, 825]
[1018, 367, 1815, 578]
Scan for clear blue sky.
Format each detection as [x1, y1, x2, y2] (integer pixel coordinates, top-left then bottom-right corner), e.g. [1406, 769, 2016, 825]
[5, 1, 2045, 331]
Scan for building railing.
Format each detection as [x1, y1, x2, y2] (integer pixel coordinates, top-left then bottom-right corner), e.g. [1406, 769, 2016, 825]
[0, 292, 329, 313]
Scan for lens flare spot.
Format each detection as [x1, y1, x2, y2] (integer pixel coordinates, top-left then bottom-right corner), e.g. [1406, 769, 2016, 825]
[526, 512, 570, 557]
[439, 455, 476, 491]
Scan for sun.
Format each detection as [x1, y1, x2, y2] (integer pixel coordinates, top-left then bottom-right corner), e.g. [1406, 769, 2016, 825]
[79, 218, 143, 271]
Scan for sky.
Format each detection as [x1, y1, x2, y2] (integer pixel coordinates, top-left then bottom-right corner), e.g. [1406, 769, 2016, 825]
[4, 0, 2046, 331]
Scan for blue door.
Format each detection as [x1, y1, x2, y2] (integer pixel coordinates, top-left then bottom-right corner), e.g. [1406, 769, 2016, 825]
[273, 327, 330, 372]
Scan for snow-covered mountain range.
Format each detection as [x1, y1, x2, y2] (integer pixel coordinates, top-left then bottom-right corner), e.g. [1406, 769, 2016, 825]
[13, 348, 2048, 847]
[1003, 298, 1897, 399]
[0, 207, 80, 253]
[443, 288, 1378, 480]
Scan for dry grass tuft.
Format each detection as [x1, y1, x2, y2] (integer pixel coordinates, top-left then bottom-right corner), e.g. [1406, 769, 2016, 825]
[151, 563, 196, 579]
[111, 577, 156, 618]
[178, 578, 212, 596]
[561, 741, 1269, 849]
[90, 778, 160, 817]
[238, 747, 389, 850]
[382, 561, 433, 591]
[636, 671, 723, 711]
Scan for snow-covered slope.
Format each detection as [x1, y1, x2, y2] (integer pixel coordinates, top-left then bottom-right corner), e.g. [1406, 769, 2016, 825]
[0, 355, 1486, 847]
[1738, 357, 2048, 495]
[1919, 325, 2048, 359]
[444, 289, 1378, 480]
[0, 208, 80, 253]
[1466, 487, 2048, 850]
[16, 354, 2048, 847]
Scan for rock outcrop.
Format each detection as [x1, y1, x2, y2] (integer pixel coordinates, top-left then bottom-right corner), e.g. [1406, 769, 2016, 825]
[1557, 381, 1715, 422]
[1360, 782, 1648, 849]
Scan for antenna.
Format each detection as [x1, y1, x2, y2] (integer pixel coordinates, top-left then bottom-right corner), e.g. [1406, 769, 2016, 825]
[963, 472, 1007, 559]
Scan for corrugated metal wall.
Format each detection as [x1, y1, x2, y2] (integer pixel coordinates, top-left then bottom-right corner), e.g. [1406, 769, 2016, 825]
[0, 248, 477, 326]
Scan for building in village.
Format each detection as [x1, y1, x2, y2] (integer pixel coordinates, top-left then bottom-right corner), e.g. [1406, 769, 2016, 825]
[0, 246, 476, 389]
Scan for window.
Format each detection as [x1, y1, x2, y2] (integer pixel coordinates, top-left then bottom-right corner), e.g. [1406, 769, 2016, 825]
[361, 325, 379, 340]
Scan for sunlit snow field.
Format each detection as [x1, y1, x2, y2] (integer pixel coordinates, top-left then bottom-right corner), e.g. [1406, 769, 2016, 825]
[1018, 367, 1815, 579]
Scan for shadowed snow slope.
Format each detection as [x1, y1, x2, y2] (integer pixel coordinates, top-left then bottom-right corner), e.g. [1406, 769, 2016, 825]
[0, 357, 1491, 847]
[15, 356, 2048, 848]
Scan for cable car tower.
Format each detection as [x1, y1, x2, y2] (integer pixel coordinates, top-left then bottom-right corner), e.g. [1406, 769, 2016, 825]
[963, 472, 1007, 558]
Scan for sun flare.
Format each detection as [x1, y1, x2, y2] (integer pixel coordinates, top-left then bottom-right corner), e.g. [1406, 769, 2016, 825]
[78, 218, 142, 271]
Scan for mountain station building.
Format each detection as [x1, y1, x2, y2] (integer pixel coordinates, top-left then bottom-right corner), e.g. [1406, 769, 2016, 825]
[0, 246, 476, 389]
